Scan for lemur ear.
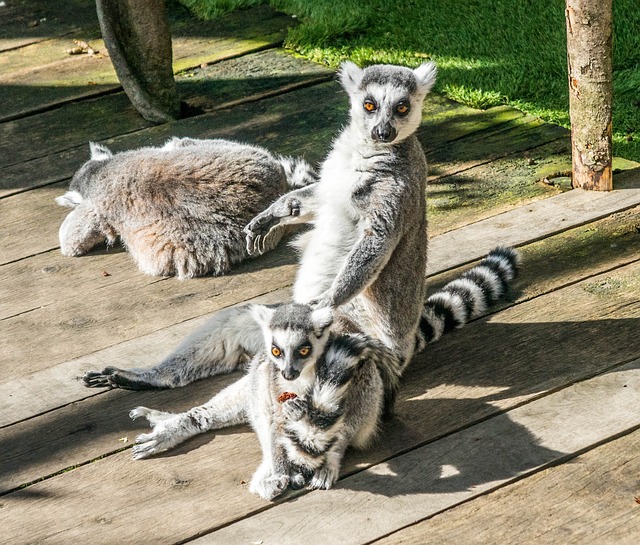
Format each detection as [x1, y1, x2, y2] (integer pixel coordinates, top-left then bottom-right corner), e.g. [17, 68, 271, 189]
[311, 306, 334, 337]
[413, 61, 437, 95]
[55, 190, 83, 208]
[338, 61, 364, 93]
[249, 304, 276, 328]
[89, 142, 113, 161]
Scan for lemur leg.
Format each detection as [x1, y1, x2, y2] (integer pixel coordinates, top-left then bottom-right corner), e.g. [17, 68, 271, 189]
[83, 305, 266, 390]
[308, 436, 349, 490]
[58, 205, 106, 257]
[244, 183, 318, 255]
[248, 402, 290, 500]
[129, 373, 251, 459]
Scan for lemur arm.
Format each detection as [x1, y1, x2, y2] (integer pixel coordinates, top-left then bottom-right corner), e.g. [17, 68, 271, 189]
[244, 183, 319, 255]
[317, 198, 403, 309]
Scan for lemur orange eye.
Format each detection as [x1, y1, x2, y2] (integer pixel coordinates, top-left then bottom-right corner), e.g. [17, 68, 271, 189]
[298, 346, 311, 357]
[396, 103, 410, 115]
[364, 100, 376, 112]
[271, 346, 282, 358]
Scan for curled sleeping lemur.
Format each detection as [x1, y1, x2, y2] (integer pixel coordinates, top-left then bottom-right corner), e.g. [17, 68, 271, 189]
[84, 61, 443, 390]
[55, 138, 317, 278]
[131, 248, 519, 500]
[84, 62, 519, 414]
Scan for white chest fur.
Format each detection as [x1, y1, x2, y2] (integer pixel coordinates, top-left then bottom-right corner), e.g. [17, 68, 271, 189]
[293, 132, 374, 304]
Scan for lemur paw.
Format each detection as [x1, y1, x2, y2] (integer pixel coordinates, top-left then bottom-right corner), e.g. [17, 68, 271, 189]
[244, 198, 301, 255]
[82, 367, 150, 390]
[249, 465, 289, 501]
[82, 366, 119, 388]
[282, 397, 307, 421]
[129, 407, 184, 459]
[289, 472, 307, 490]
[308, 465, 339, 490]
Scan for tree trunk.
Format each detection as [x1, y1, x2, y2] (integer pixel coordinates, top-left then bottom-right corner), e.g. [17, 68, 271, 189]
[96, 0, 181, 123]
[565, 0, 613, 191]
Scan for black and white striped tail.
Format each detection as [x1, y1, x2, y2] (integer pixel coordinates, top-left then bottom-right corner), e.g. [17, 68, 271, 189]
[417, 247, 520, 349]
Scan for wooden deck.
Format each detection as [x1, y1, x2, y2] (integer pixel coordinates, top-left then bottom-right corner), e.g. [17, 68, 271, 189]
[1, 2, 640, 543]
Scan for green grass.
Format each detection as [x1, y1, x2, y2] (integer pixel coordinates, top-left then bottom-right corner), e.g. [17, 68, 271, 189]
[177, 0, 640, 162]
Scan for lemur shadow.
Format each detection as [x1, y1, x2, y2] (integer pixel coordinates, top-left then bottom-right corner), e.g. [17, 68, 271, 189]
[334, 314, 640, 497]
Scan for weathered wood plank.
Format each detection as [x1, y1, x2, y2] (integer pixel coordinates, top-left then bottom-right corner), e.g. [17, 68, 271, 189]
[373, 429, 640, 544]
[0, 251, 298, 383]
[0, 5, 293, 120]
[0, 75, 545, 200]
[1, 257, 639, 544]
[5, 198, 640, 426]
[427, 166, 640, 271]
[0, 0, 100, 53]
[0, 373, 240, 494]
[3, 351, 639, 543]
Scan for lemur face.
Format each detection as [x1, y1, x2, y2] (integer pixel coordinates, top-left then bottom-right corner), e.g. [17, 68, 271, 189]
[268, 327, 321, 381]
[252, 304, 334, 381]
[339, 61, 437, 145]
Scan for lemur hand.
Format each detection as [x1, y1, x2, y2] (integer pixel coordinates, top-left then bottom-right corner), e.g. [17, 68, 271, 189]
[282, 397, 307, 421]
[244, 197, 301, 255]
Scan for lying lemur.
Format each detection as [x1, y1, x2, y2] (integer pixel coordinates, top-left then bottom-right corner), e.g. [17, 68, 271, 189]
[131, 247, 518, 500]
[56, 138, 316, 278]
[84, 62, 519, 416]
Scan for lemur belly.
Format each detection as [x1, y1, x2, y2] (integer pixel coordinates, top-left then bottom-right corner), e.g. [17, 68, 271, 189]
[293, 146, 364, 304]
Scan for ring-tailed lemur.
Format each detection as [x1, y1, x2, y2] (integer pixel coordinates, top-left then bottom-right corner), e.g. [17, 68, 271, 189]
[56, 138, 317, 279]
[83, 62, 519, 396]
[128, 248, 519, 498]
[130, 302, 402, 500]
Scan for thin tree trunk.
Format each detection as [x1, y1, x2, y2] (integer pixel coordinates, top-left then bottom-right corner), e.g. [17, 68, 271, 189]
[565, 0, 613, 191]
[96, 0, 181, 123]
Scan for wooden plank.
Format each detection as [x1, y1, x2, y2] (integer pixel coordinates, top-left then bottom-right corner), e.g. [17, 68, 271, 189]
[3, 198, 640, 426]
[0, 250, 298, 382]
[0, 0, 100, 53]
[0, 83, 458, 197]
[0, 288, 290, 428]
[198, 359, 640, 545]
[0, 374, 239, 494]
[374, 429, 640, 544]
[0, 5, 293, 120]
[1, 257, 639, 544]
[2, 352, 639, 543]
[427, 166, 640, 271]
[0, 93, 155, 170]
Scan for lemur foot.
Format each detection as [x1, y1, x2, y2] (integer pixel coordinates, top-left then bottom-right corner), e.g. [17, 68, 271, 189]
[249, 463, 290, 500]
[129, 406, 185, 459]
[82, 367, 151, 390]
[308, 465, 339, 490]
[244, 197, 301, 255]
[289, 472, 307, 490]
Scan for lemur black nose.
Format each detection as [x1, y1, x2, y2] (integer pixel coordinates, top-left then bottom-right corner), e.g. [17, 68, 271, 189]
[282, 369, 300, 381]
[372, 124, 397, 143]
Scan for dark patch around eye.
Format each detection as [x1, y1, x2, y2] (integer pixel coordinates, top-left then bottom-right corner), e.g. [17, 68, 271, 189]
[298, 345, 312, 357]
[363, 97, 377, 113]
[395, 101, 411, 116]
[271, 344, 282, 358]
